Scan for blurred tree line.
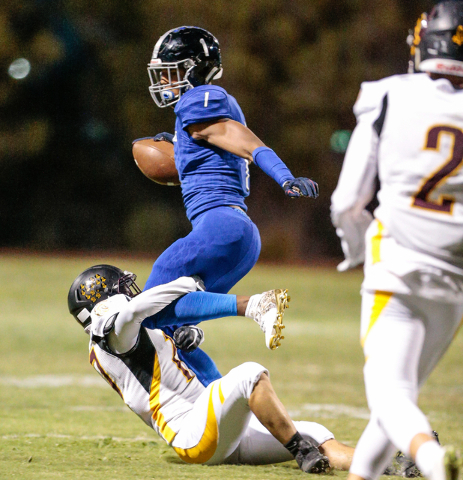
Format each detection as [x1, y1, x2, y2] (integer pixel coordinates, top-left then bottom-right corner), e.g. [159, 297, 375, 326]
[0, 0, 435, 263]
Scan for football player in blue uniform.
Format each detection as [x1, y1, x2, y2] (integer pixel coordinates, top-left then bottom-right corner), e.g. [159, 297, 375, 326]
[137, 26, 319, 386]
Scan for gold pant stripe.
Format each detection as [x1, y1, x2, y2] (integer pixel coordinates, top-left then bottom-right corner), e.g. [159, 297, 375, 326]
[361, 291, 393, 348]
[173, 383, 219, 464]
[218, 380, 225, 404]
[149, 353, 177, 444]
[371, 220, 384, 264]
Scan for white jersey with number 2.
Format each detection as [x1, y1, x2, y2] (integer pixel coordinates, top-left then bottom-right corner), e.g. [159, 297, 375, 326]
[331, 73, 463, 301]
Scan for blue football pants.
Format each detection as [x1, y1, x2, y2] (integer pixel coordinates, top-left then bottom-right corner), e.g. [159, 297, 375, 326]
[142, 206, 261, 386]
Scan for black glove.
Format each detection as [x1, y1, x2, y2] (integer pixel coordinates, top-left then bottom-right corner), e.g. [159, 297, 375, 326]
[283, 178, 319, 198]
[173, 326, 204, 353]
[153, 132, 174, 144]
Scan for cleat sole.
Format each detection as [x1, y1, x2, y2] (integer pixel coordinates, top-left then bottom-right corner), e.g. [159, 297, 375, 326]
[269, 289, 290, 350]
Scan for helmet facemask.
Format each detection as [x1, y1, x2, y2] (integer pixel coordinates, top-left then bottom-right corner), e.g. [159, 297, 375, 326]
[117, 271, 142, 298]
[148, 59, 192, 108]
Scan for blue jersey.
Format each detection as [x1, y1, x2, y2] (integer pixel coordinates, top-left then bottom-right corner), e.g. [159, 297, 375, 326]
[174, 85, 250, 221]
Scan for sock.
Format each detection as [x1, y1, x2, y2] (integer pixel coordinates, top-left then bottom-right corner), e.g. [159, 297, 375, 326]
[284, 432, 305, 457]
[174, 292, 237, 321]
[149, 292, 238, 328]
[245, 293, 261, 319]
[415, 441, 443, 478]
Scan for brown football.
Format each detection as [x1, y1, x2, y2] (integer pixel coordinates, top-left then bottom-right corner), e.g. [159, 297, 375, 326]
[132, 138, 180, 186]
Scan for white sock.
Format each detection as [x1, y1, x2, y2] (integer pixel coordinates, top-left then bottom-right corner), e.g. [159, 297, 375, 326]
[415, 441, 444, 480]
[245, 294, 261, 319]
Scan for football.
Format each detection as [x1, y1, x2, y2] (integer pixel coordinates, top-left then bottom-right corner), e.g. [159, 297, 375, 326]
[132, 138, 180, 186]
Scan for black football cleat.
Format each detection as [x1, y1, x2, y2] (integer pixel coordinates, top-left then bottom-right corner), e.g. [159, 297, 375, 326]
[384, 451, 422, 477]
[295, 440, 331, 474]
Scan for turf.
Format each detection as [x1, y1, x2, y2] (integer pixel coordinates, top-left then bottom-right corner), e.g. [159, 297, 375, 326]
[0, 253, 462, 479]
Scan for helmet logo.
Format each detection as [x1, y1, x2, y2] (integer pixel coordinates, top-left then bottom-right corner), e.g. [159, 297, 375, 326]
[452, 25, 463, 46]
[80, 274, 107, 303]
[410, 14, 427, 55]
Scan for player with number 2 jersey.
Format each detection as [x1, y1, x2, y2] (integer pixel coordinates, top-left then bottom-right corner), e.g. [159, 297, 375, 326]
[331, 3, 463, 480]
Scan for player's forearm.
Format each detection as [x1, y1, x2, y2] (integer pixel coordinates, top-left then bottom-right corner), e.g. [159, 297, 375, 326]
[189, 119, 265, 161]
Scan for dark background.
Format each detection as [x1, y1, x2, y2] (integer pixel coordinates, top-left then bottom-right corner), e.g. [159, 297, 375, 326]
[0, 0, 435, 264]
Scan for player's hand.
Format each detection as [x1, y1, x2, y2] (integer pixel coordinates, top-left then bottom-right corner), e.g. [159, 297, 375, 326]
[173, 326, 204, 353]
[283, 178, 319, 198]
[153, 132, 174, 144]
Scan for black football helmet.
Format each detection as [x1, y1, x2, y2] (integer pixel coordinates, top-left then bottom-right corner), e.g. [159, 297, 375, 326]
[413, 1, 463, 77]
[67, 264, 141, 329]
[148, 26, 223, 108]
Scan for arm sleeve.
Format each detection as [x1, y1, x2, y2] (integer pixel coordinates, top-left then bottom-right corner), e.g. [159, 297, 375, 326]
[177, 88, 232, 129]
[107, 277, 199, 354]
[330, 81, 388, 271]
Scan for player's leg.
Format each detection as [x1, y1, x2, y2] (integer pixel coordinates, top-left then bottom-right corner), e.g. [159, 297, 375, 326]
[171, 362, 269, 464]
[347, 291, 420, 480]
[171, 363, 328, 473]
[143, 206, 261, 294]
[405, 296, 463, 480]
[224, 369, 329, 472]
[349, 414, 397, 480]
[351, 291, 462, 480]
[148, 289, 289, 387]
[142, 206, 260, 330]
[227, 414, 348, 466]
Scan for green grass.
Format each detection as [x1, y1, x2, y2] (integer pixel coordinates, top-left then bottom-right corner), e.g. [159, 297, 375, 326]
[0, 253, 462, 479]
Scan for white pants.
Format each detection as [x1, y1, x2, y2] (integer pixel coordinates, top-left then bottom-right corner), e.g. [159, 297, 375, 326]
[171, 362, 334, 465]
[350, 291, 463, 480]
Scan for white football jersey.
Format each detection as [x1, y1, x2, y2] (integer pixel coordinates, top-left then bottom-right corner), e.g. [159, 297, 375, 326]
[90, 326, 205, 443]
[331, 74, 463, 299]
[88, 277, 205, 444]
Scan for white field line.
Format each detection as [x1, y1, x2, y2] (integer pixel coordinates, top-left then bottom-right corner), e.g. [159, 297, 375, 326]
[288, 403, 370, 420]
[0, 374, 106, 388]
[1, 433, 160, 443]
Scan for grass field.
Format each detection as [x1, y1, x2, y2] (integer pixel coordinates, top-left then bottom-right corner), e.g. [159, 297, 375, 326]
[0, 253, 462, 480]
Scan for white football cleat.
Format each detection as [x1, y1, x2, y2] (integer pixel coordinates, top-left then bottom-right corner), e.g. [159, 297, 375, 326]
[251, 289, 290, 350]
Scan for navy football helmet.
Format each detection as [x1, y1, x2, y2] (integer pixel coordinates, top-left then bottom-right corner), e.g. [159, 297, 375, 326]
[412, 1, 463, 77]
[68, 264, 141, 330]
[148, 26, 223, 108]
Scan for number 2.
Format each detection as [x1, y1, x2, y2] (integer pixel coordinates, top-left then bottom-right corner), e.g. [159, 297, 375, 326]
[412, 125, 463, 214]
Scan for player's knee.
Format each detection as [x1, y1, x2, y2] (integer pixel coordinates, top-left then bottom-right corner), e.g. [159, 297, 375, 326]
[225, 362, 268, 399]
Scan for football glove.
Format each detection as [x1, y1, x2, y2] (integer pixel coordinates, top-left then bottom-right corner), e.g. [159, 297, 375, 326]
[173, 326, 204, 353]
[153, 132, 174, 144]
[283, 178, 319, 198]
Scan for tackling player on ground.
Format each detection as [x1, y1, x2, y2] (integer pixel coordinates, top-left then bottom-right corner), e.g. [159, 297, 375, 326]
[135, 26, 319, 386]
[331, 2, 463, 480]
[67, 265, 353, 473]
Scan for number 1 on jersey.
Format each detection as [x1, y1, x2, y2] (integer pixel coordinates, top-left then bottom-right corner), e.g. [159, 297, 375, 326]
[412, 125, 463, 214]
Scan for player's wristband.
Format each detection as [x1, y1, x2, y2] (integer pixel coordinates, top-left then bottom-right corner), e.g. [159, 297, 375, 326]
[252, 147, 294, 186]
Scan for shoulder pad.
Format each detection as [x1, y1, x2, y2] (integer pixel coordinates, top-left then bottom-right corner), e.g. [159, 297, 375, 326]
[175, 85, 232, 128]
[354, 75, 400, 119]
